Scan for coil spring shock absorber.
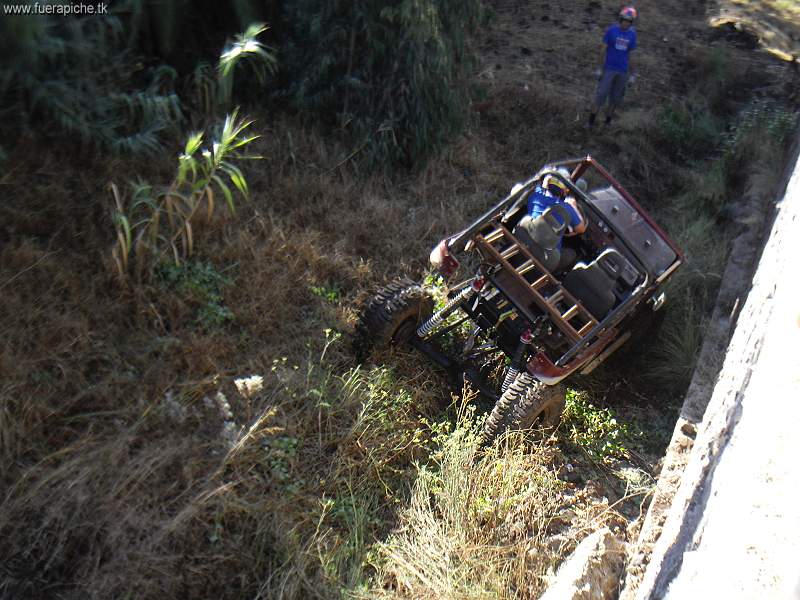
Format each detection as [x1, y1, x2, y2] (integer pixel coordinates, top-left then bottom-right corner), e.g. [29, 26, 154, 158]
[501, 329, 534, 393]
[416, 277, 485, 338]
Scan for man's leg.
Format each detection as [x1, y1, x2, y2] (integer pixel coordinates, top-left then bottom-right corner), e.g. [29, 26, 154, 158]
[606, 72, 628, 124]
[589, 70, 613, 128]
[555, 246, 578, 273]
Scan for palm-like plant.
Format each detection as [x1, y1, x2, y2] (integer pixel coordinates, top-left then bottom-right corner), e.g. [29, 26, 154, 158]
[191, 23, 278, 119]
[111, 111, 259, 281]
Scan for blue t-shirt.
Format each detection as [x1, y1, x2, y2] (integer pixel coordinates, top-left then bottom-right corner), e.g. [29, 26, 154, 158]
[526, 187, 581, 230]
[603, 24, 637, 73]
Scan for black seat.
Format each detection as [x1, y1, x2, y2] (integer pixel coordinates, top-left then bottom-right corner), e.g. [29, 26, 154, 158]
[563, 248, 632, 319]
[513, 205, 570, 272]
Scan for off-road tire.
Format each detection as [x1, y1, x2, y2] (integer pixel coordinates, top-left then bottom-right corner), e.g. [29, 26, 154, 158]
[354, 279, 433, 359]
[482, 373, 566, 444]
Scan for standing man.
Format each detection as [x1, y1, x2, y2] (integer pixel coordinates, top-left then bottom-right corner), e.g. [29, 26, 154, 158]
[588, 6, 638, 128]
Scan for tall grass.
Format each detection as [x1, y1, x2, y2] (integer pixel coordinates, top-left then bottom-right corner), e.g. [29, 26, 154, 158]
[642, 96, 798, 388]
[111, 111, 259, 281]
[366, 416, 564, 599]
[185, 347, 450, 599]
[279, 0, 482, 168]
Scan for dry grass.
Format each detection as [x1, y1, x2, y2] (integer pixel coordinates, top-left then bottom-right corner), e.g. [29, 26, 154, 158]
[367, 421, 564, 600]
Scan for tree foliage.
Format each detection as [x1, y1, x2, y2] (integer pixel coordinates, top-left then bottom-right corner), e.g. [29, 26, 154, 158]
[0, 9, 182, 155]
[279, 0, 482, 167]
[1, 0, 481, 170]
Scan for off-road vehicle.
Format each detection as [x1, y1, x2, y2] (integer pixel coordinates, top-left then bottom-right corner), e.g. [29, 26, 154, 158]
[356, 156, 683, 442]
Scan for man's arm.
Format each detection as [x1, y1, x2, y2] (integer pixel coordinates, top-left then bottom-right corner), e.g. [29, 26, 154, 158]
[599, 28, 611, 70]
[564, 197, 587, 236]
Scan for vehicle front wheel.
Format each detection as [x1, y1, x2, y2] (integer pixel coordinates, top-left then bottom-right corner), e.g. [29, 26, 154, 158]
[354, 279, 433, 358]
[482, 373, 566, 444]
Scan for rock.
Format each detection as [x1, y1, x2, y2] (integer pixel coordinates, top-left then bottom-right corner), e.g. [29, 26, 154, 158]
[548, 534, 571, 554]
[540, 527, 626, 600]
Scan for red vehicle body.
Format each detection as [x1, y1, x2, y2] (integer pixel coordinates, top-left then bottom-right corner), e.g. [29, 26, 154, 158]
[357, 156, 683, 440]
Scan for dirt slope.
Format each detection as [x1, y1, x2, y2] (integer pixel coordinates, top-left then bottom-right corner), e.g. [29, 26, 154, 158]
[474, 0, 795, 173]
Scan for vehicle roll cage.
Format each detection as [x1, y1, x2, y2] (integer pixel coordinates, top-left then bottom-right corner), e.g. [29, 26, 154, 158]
[446, 155, 684, 281]
[438, 155, 684, 369]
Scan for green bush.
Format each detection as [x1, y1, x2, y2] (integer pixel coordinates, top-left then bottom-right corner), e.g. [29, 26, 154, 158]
[0, 10, 182, 154]
[656, 96, 724, 161]
[562, 390, 631, 461]
[0, 2, 274, 155]
[156, 260, 235, 328]
[279, 0, 482, 168]
[724, 99, 799, 155]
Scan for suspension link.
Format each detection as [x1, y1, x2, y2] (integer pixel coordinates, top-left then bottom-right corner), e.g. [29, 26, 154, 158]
[416, 277, 485, 338]
[501, 329, 534, 393]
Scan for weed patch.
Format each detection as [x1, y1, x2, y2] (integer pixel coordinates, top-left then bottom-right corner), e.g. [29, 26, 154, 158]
[562, 390, 631, 462]
[367, 404, 565, 599]
[310, 282, 344, 304]
[655, 96, 725, 161]
[157, 261, 235, 328]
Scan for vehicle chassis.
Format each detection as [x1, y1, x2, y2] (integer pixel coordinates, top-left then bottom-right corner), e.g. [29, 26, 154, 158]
[407, 156, 684, 401]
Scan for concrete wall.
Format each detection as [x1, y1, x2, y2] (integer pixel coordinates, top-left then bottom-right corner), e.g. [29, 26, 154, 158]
[629, 139, 800, 599]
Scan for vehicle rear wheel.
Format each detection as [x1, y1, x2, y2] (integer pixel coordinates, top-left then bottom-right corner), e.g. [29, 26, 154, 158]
[354, 279, 433, 358]
[482, 373, 566, 444]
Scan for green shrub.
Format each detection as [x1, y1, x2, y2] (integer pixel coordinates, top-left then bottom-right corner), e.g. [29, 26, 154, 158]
[0, 4, 275, 155]
[0, 9, 183, 154]
[724, 99, 799, 158]
[310, 282, 343, 304]
[656, 96, 724, 161]
[279, 0, 482, 168]
[156, 261, 235, 328]
[562, 390, 631, 461]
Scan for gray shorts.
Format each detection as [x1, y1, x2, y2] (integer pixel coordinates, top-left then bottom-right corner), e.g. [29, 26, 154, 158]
[595, 70, 628, 107]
